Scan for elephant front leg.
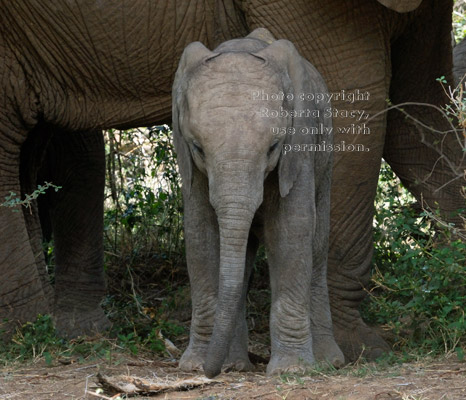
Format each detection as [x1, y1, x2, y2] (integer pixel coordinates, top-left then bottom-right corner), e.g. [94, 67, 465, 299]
[44, 130, 110, 338]
[0, 124, 52, 337]
[181, 172, 254, 373]
[179, 170, 220, 372]
[263, 170, 315, 375]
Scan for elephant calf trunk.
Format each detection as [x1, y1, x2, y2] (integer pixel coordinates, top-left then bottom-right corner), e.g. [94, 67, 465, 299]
[204, 312, 238, 378]
[203, 210, 254, 378]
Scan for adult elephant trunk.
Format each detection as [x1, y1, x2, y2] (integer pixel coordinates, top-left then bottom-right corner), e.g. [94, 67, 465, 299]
[203, 163, 262, 378]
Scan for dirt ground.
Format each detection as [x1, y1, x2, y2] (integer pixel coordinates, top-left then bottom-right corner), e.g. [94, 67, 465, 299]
[1, 354, 465, 400]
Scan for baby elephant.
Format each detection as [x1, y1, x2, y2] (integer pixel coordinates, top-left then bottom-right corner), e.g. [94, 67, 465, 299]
[172, 28, 344, 378]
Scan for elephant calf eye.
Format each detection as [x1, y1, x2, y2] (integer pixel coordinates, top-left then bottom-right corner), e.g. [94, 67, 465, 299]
[268, 142, 279, 156]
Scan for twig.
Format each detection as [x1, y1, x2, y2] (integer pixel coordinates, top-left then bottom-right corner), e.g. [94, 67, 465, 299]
[251, 390, 279, 398]
[85, 390, 115, 400]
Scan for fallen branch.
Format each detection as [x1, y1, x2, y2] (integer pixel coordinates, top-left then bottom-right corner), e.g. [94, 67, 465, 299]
[97, 373, 220, 395]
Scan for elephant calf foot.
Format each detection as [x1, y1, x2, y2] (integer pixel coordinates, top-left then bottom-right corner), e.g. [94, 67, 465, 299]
[179, 345, 207, 372]
[54, 305, 111, 339]
[333, 317, 390, 362]
[266, 348, 315, 376]
[180, 346, 253, 373]
[224, 354, 254, 372]
[312, 333, 345, 368]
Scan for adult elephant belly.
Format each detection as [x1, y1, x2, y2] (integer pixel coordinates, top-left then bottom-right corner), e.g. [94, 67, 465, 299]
[2, 1, 247, 131]
[244, 0, 462, 361]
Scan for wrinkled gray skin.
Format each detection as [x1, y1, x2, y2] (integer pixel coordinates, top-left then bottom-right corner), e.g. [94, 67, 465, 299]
[1, 0, 463, 365]
[453, 37, 466, 86]
[173, 28, 344, 377]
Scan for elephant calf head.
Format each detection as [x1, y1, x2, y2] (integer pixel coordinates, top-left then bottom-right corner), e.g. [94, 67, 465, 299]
[173, 31, 291, 205]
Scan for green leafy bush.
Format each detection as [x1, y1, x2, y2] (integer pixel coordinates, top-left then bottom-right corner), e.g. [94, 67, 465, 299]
[104, 125, 183, 262]
[362, 163, 465, 358]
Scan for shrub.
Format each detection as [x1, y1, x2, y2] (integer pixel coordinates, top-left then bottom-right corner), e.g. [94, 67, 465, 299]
[362, 162, 465, 358]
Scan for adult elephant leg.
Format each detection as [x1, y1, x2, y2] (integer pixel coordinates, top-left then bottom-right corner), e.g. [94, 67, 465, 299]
[0, 123, 52, 337]
[384, 0, 464, 232]
[43, 129, 110, 338]
[20, 123, 55, 306]
[244, 0, 393, 361]
[324, 55, 392, 361]
[327, 106, 392, 362]
[0, 35, 52, 336]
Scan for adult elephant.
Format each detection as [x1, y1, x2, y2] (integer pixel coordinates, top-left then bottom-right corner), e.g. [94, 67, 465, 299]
[1, 0, 463, 363]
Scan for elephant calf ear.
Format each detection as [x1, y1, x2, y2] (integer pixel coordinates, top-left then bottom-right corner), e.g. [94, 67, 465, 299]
[246, 28, 276, 44]
[254, 40, 331, 198]
[177, 41, 218, 71]
[172, 102, 193, 197]
[172, 42, 217, 197]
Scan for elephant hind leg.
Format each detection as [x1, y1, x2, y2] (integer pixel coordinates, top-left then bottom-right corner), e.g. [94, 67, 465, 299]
[331, 297, 391, 362]
[41, 128, 110, 338]
[326, 81, 392, 362]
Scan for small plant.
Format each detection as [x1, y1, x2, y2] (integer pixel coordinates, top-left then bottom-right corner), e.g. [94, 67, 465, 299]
[0, 315, 64, 364]
[102, 292, 186, 358]
[1, 182, 61, 212]
[279, 373, 305, 385]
